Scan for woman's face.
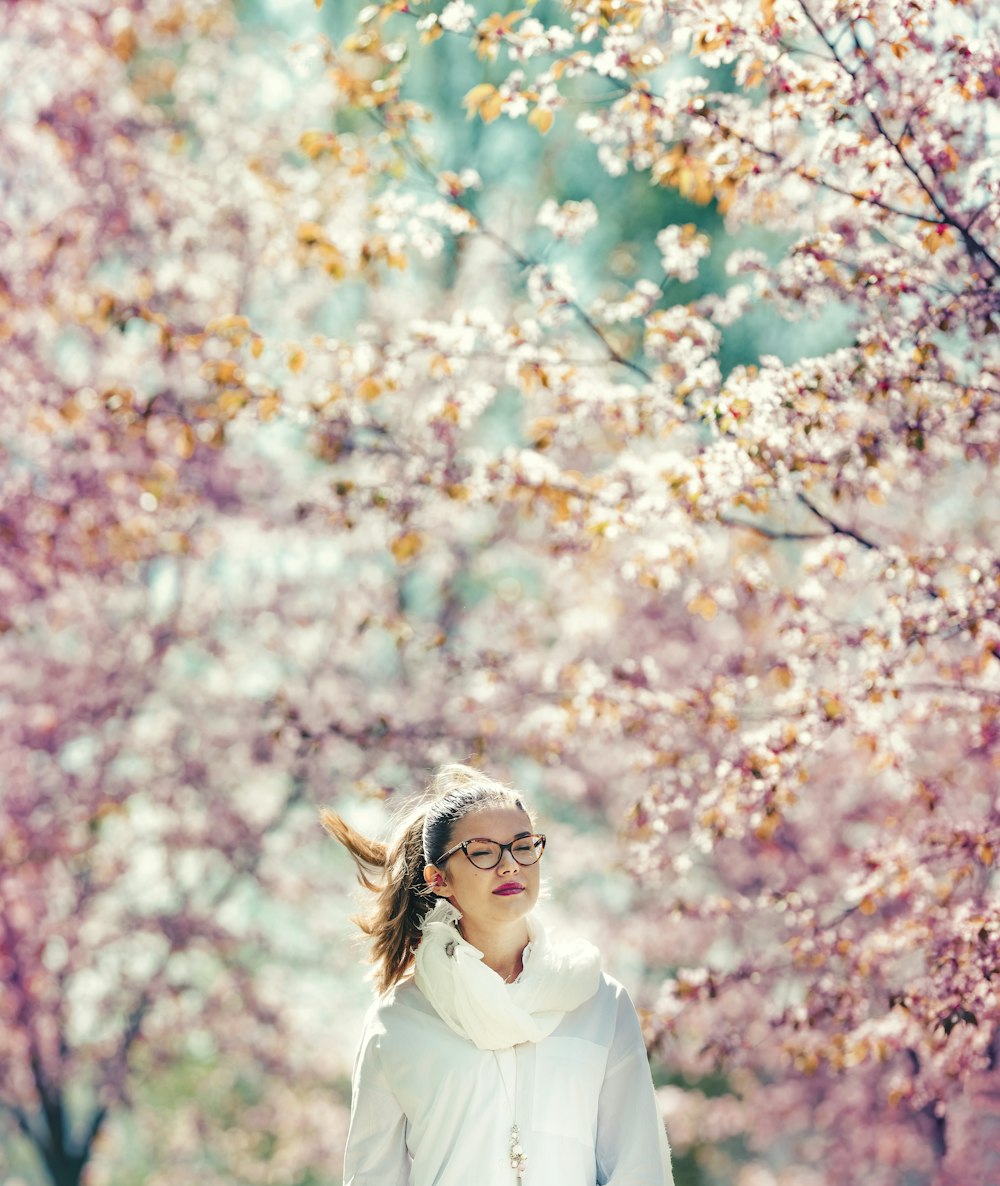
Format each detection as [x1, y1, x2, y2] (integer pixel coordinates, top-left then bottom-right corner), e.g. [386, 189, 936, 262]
[426, 806, 541, 933]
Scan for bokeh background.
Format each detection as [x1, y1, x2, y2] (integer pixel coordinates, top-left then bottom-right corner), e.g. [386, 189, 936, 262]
[2, 1, 998, 1184]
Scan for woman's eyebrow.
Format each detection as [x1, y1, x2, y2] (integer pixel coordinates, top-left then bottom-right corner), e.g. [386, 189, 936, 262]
[466, 831, 533, 841]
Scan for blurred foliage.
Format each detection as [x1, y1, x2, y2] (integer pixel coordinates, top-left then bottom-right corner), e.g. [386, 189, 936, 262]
[240, 0, 851, 372]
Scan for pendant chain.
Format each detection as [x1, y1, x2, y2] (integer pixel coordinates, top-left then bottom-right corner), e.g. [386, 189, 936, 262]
[508, 1124, 527, 1182]
[494, 1052, 527, 1183]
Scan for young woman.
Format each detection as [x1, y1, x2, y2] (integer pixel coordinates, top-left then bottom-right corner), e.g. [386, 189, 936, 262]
[323, 763, 674, 1186]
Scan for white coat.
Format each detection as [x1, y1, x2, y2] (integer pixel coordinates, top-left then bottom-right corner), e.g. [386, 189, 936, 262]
[343, 972, 675, 1186]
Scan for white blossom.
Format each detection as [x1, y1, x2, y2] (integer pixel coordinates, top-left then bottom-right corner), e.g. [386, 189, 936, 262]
[656, 224, 711, 283]
[535, 197, 599, 244]
[438, 1, 475, 33]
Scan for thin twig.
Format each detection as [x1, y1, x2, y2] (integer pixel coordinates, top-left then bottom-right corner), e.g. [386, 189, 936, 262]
[796, 0, 999, 276]
[0, 1099, 37, 1143]
[796, 491, 879, 549]
[363, 106, 655, 384]
[720, 516, 831, 543]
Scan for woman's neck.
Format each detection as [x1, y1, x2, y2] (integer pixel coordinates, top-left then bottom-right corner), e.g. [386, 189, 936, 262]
[459, 917, 530, 983]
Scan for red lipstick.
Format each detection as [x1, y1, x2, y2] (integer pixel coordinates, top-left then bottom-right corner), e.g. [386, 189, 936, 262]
[493, 883, 524, 896]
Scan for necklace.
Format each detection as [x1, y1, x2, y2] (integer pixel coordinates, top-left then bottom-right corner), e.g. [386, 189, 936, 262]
[494, 1051, 527, 1182]
[500, 941, 529, 984]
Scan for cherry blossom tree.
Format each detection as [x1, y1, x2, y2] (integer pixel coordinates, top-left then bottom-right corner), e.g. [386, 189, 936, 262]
[4, 0, 998, 1183]
[0, 3, 359, 1183]
[0, 567, 343, 1186]
[274, 0, 998, 1181]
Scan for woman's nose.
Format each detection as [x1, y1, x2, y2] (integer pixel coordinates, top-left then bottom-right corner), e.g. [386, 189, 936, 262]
[496, 846, 518, 874]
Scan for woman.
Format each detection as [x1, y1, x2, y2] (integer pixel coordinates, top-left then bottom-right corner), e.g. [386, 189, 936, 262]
[322, 763, 674, 1186]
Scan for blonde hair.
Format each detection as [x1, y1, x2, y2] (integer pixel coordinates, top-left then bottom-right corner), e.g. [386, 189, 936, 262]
[321, 763, 529, 994]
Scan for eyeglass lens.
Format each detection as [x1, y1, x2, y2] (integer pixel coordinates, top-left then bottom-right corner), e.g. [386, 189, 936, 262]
[466, 836, 545, 869]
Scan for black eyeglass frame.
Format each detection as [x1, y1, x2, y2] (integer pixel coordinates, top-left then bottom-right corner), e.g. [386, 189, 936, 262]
[435, 833, 547, 870]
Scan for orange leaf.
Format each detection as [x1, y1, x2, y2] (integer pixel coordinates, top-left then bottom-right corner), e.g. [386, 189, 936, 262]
[258, 394, 282, 422]
[112, 28, 138, 62]
[463, 83, 497, 118]
[686, 592, 717, 621]
[920, 223, 956, 253]
[297, 221, 327, 245]
[428, 353, 453, 379]
[754, 810, 781, 842]
[692, 26, 729, 56]
[481, 90, 505, 123]
[528, 107, 554, 134]
[390, 530, 424, 564]
[217, 389, 249, 416]
[205, 359, 242, 385]
[60, 397, 83, 424]
[357, 375, 382, 401]
[175, 425, 196, 460]
[300, 130, 340, 160]
[745, 57, 766, 87]
[768, 663, 794, 689]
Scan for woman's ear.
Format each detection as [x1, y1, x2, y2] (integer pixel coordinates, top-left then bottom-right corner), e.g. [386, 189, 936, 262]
[423, 863, 450, 897]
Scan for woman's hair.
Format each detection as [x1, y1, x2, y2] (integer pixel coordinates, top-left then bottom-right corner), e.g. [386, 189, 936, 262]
[320, 763, 530, 994]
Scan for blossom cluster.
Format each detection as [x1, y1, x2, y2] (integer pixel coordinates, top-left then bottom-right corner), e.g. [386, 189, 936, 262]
[4, 1, 999, 1184]
[305, 1, 1000, 1181]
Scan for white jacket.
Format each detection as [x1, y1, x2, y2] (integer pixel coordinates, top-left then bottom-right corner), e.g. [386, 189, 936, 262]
[343, 972, 674, 1186]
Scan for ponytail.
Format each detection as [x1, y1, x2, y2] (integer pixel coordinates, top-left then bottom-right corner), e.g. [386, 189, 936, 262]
[320, 803, 430, 995]
[321, 764, 530, 994]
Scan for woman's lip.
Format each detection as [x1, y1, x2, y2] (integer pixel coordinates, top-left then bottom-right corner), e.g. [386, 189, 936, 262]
[493, 884, 524, 895]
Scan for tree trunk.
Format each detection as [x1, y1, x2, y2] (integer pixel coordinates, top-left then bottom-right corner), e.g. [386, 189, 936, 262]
[40, 1147, 87, 1186]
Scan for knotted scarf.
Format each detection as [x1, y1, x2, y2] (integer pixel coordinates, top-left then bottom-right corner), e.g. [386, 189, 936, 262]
[412, 898, 602, 1050]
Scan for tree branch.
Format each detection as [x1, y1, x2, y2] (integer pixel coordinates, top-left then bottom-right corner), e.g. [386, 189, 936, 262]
[796, 1, 1000, 277]
[0, 1097, 38, 1143]
[362, 106, 655, 385]
[795, 492, 879, 549]
[720, 515, 831, 543]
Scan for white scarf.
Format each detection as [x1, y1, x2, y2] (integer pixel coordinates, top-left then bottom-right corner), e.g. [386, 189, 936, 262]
[412, 899, 602, 1050]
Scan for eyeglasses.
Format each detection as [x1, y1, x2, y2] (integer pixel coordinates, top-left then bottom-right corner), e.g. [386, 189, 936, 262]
[436, 833, 547, 871]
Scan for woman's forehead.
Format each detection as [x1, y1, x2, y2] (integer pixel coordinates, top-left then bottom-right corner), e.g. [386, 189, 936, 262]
[449, 805, 532, 844]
